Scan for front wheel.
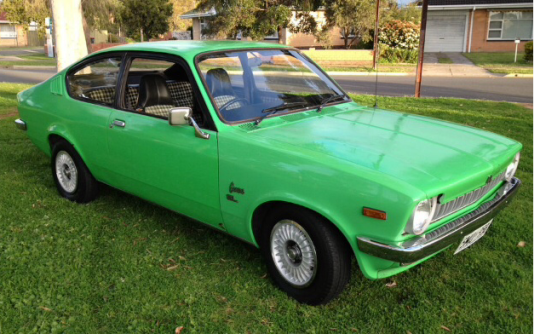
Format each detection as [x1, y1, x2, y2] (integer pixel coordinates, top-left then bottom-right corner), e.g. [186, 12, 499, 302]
[51, 140, 98, 203]
[261, 206, 351, 305]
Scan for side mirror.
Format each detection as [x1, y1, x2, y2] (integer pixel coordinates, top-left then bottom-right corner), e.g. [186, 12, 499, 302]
[168, 107, 192, 126]
[168, 107, 210, 140]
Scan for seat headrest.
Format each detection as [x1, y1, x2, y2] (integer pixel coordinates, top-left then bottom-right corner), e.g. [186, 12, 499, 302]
[137, 74, 173, 110]
[206, 68, 233, 97]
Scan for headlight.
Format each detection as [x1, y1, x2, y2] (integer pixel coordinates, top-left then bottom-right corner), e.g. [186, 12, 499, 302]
[505, 152, 520, 181]
[406, 198, 437, 235]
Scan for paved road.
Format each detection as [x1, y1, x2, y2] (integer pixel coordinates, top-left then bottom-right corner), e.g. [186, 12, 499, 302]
[0, 68, 533, 104]
[336, 75, 533, 104]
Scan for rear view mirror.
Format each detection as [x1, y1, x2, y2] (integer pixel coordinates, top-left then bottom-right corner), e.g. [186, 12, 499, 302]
[169, 107, 192, 126]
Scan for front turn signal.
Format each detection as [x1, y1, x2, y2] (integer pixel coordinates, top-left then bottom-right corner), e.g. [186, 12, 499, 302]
[363, 207, 387, 220]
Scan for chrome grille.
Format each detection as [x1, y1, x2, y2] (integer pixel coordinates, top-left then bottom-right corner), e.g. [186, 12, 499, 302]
[432, 172, 506, 223]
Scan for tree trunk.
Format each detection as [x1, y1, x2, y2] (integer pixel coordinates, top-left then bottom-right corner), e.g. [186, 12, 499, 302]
[51, 0, 88, 71]
[82, 15, 93, 54]
[140, 27, 143, 42]
[342, 29, 349, 49]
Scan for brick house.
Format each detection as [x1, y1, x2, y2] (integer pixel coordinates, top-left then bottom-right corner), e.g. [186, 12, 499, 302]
[425, 0, 533, 52]
[0, 12, 29, 47]
[180, 8, 355, 48]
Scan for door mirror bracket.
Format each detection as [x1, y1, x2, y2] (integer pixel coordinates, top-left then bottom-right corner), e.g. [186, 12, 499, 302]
[169, 107, 210, 140]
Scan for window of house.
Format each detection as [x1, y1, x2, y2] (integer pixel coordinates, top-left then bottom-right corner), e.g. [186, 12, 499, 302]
[0, 24, 17, 39]
[67, 57, 122, 106]
[488, 11, 533, 40]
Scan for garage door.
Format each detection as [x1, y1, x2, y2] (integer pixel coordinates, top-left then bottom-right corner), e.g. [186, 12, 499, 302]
[425, 11, 468, 52]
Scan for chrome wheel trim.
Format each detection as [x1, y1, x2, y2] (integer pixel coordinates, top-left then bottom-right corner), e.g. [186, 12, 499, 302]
[270, 219, 317, 288]
[55, 150, 78, 193]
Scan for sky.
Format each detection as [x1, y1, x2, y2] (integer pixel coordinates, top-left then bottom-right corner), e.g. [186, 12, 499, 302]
[398, 0, 417, 6]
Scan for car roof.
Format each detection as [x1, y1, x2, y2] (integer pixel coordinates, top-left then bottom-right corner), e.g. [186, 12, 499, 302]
[93, 40, 291, 60]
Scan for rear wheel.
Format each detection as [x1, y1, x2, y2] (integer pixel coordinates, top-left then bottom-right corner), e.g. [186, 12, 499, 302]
[260, 205, 351, 305]
[51, 140, 98, 203]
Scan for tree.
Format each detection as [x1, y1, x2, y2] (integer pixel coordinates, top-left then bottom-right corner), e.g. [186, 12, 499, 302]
[195, 0, 320, 41]
[120, 0, 173, 42]
[323, 0, 377, 49]
[169, 0, 197, 32]
[51, 0, 88, 71]
[2, 0, 50, 36]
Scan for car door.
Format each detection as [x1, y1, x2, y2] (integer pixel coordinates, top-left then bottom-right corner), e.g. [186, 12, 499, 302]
[105, 54, 222, 228]
[63, 54, 125, 180]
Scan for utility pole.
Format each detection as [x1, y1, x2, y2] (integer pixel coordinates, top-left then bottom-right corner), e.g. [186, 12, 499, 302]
[414, 0, 429, 98]
[51, 0, 88, 71]
[372, 0, 381, 69]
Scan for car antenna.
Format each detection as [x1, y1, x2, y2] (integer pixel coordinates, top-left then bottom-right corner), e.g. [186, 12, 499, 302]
[373, 0, 381, 109]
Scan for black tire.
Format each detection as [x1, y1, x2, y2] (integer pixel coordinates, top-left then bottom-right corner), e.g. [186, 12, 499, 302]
[51, 140, 98, 203]
[260, 205, 351, 305]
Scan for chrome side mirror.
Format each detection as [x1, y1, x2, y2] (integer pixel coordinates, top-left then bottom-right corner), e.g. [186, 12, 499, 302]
[168, 107, 210, 140]
[169, 107, 191, 126]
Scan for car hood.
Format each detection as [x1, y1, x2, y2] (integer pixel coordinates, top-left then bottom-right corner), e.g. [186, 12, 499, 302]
[247, 104, 521, 200]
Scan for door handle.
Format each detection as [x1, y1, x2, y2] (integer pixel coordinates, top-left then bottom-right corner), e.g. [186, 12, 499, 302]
[111, 120, 125, 128]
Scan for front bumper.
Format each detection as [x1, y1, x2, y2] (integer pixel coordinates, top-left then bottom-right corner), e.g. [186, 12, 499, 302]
[357, 177, 521, 263]
[15, 119, 27, 131]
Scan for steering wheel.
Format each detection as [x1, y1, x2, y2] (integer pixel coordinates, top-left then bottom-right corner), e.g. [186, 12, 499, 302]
[220, 97, 249, 111]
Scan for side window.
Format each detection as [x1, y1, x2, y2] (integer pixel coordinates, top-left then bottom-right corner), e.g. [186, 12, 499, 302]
[122, 57, 205, 125]
[67, 57, 122, 106]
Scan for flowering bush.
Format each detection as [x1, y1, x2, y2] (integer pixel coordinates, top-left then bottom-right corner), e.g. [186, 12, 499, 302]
[379, 20, 420, 49]
[378, 20, 420, 63]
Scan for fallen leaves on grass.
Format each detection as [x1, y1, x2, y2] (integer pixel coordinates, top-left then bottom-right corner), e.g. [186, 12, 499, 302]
[441, 325, 451, 332]
[517, 241, 526, 247]
[167, 265, 179, 271]
[175, 326, 184, 334]
[39, 306, 52, 312]
[385, 281, 398, 288]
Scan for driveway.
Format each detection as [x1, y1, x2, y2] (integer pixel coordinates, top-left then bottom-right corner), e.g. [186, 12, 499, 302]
[423, 53, 492, 77]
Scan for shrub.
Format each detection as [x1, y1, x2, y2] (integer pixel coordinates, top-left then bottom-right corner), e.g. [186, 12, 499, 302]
[379, 20, 420, 50]
[523, 41, 533, 62]
[378, 44, 418, 63]
[378, 20, 420, 63]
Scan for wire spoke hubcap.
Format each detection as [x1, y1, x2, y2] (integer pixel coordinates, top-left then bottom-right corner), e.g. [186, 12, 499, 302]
[55, 151, 78, 193]
[270, 220, 317, 288]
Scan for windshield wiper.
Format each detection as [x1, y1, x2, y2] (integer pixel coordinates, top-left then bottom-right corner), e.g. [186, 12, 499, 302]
[254, 101, 308, 126]
[316, 94, 347, 113]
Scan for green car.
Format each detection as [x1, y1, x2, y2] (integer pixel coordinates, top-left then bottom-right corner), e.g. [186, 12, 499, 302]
[16, 41, 522, 305]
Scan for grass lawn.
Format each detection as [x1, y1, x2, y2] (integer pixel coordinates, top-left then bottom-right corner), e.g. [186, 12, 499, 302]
[322, 64, 416, 73]
[438, 57, 453, 64]
[0, 84, 532, 332]
[463, 52, 533, 75]
[0, 53, 56, 68]
[0, 46, 43, 51]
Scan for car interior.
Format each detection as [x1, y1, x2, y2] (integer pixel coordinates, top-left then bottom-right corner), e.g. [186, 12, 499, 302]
[68, 57, 207, 127]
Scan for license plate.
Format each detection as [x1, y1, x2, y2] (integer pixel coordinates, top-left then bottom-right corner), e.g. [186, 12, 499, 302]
[454, 220, 493, 255]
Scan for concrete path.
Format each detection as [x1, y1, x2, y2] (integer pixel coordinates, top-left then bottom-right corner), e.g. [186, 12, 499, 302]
[423, 52, 491, 77]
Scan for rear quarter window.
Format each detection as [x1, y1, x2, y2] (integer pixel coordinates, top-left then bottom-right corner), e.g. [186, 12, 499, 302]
[67, 57, 122, 106]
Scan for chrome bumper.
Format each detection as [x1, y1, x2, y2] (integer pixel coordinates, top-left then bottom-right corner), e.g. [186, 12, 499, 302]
[357, 177, 521, 263]
[15, 119, 27, 131]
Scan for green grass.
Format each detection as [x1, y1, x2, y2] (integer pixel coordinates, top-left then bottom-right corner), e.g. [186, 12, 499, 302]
[322, 64, 416, 73]
[0, 85, 532, 332]
[463, 52, 533, 75]
[0, 46, 43, 51]
[438, 57, 453, 64]
[0, 53, 56, 67]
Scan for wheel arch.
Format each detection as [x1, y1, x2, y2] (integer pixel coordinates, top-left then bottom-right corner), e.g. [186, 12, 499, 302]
[250, 200, 353, 257]
[46, 131, 92, 175]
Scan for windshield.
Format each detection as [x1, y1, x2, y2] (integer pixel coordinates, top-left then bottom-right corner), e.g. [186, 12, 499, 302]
[197, 49, 348, 124]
